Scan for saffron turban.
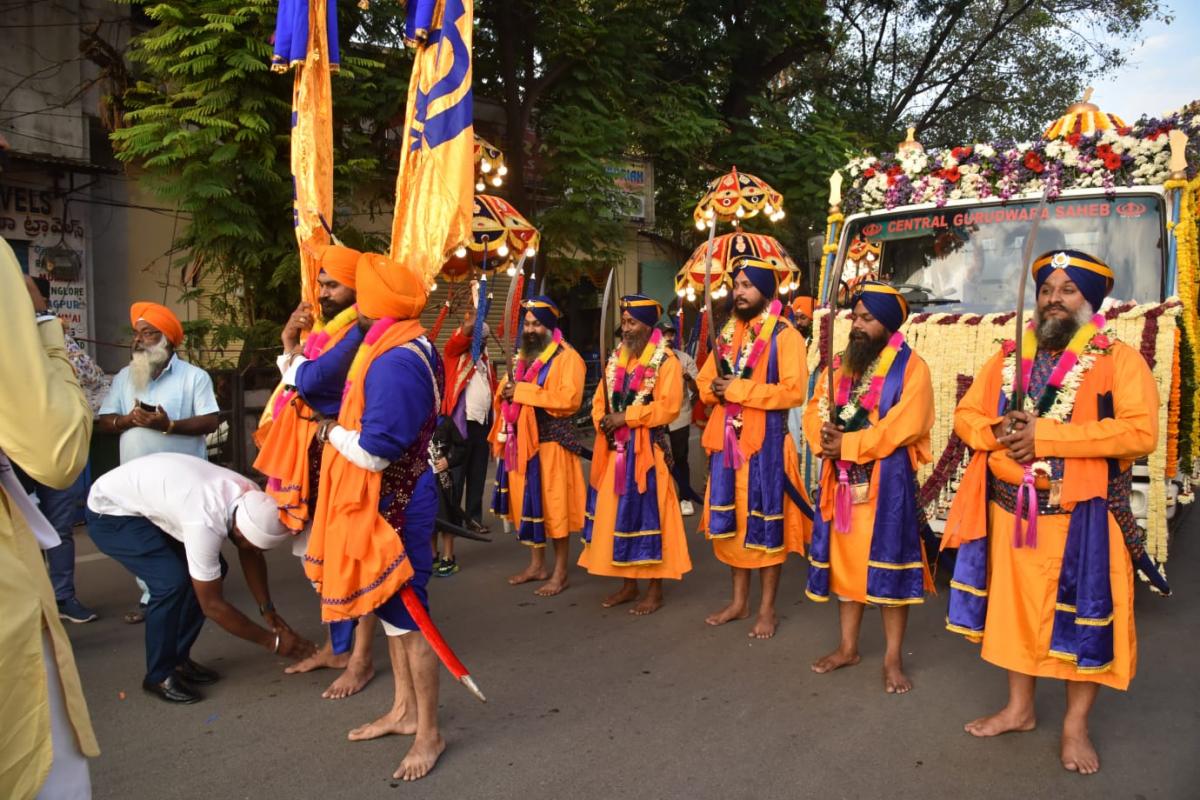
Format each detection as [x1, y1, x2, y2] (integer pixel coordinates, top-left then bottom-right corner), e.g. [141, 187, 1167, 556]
[522, 296, 561, 330]
[620, 295, 662, 328]
[791, 296, 815, 317]
[731, 257, 778, 299]
[1032, 249, 1114, 312]
[853, 281, 909, 332]
[355, 252, 427, 321]
[130, 302, 183, 346]
[317, 244, 362, 290]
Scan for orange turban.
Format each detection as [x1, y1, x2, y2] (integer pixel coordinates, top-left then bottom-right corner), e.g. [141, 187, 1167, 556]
[130, 302, 183, 346]
[317, 244, 361, 289]
[355, 252, 427, 320]
[792, 296, 815, 317]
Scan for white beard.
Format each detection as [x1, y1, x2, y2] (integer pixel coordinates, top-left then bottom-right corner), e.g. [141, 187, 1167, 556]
[130, 338, 172, 394]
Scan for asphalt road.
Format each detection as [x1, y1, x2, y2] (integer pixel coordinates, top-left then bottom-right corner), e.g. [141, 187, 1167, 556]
[63, 459, 1200, 800]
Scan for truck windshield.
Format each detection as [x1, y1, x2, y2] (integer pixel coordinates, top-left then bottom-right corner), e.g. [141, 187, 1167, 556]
[839, 194, 1165, 313]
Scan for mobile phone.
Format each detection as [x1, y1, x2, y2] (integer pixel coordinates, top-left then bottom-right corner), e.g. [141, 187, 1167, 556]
[138, 401, 158, 413]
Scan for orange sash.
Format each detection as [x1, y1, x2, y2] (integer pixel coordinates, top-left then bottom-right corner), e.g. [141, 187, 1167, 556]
[304, 319, 426, 622]
[253, 323, 356, 531]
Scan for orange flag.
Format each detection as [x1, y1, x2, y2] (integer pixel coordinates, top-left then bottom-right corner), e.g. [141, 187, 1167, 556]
[389, 0, 474, 284]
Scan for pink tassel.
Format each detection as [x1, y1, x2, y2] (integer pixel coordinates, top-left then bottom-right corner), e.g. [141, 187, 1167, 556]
[834, 463, 852, 534]
[1013, 465, 1039, 548]
[722, 414, 744, 469]
[613, 433, 629, 495]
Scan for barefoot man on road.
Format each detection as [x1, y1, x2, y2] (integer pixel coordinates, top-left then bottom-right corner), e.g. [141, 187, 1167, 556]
[803, 282, 935, 693]
[489, 296, 587, 597]
[697, 259, 811, 639]
[943, 250, 1157, 775]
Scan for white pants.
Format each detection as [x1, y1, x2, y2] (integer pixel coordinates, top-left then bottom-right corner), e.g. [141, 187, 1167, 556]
[36, 630, 91, 800]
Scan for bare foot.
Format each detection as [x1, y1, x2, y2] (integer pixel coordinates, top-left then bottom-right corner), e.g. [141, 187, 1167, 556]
[882, 659, 912, 694]
[964, 707, 1037, 737]
[322, 659, 375, 700]
[748, 609, 778, 639]
[811, 648, 861, 674]
[705, 602, 750, 627]
[630, 594, 663, 616]
[284, 646, 349, 675]
[508, 566, 550, 586]
[1061, 726, 1100, 775]
[394, 735, 446, 782]
[601, 584, 639, 608]
[347, 707, 417, 741]
[534, 577, 568, 597]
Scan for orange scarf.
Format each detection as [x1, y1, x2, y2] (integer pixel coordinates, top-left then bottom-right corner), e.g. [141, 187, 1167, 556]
[304, 318, 426, 622]
[700, 320, 770, 461]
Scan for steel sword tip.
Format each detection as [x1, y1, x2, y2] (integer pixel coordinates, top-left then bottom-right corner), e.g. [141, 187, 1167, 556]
[460, 675, 487, 703]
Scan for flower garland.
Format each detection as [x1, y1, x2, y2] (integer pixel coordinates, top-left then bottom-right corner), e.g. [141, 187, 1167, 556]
[603, 331, 668, 494]
[715, 299, 784, 378]
[842, 108, 1199, 214]
[999, 313, 1113, 424]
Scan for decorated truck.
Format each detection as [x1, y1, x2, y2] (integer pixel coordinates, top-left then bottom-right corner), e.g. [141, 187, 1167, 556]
[809, 97, 1200, 575]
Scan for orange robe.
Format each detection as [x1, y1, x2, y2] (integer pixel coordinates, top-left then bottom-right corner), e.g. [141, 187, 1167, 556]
[578, 352, 692, 579]
[802, 352, 935, 603]
[697, 324, 810, 568]
[488, 346, 587, 542]
[947, 342, 1158, 689]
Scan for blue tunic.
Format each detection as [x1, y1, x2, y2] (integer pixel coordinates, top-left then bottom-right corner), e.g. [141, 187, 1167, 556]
[293, 325, 364, 417]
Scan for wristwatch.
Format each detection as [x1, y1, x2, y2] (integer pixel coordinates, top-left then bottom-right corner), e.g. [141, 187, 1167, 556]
[259, 600, 276, 616]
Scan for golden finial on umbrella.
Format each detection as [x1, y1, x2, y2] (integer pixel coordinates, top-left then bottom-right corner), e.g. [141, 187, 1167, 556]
[474, 135, 508, 192]
[1044, 88, 1126, 140]
[692, 166, 785, 231]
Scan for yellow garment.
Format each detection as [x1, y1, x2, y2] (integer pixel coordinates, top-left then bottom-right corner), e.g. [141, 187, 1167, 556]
[697, 325, 811, 568]
[488, 347, 587, 540]
[802, 353, 935, 603]
[0, 237, 99, 800]
[951, 342, 1158, 688]
[579, 353, 692, 579]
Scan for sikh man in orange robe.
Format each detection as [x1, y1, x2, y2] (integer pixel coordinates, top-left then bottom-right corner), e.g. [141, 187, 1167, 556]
[255, 242, 382, 700]
[579, 295, 692, 614]
[697, 259, 811, 639]
[943, 250, 1158, 775]
[803, 282, 935, 693]
[489, 296, 587, 596]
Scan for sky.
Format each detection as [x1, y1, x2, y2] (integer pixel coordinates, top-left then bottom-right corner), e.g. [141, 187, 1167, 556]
[1091, 2, 1200, 119]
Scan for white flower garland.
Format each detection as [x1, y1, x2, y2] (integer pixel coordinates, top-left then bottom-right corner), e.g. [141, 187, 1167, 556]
[604, 338, 669, 409]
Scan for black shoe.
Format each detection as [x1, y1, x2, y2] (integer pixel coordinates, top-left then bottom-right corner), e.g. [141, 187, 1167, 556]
[142, 674, 202, 704]
[175, 658, 221, 685]
[465, 519, 490, 534]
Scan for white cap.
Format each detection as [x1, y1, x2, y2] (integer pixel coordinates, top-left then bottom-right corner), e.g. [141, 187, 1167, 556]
[232, 491, 290, 550]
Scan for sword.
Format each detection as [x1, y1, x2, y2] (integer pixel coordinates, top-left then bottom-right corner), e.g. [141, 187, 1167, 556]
[435, 516, 493, 543]
[701, 218, 724, 376]
[497, 255, 524, 368]
[1012, 188, 1051, 412]
[399, 585, 487, 702]
[598, 267, 616, 415]
[824, 220, 852, 418]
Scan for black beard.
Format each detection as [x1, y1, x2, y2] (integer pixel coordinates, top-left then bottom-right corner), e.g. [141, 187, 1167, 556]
[843, 331, 888, 376]
[320, 296, 353, 321]
[520, 331, 549, 356]
[733, 297, 767, 322]
[797, 322, 813, 339]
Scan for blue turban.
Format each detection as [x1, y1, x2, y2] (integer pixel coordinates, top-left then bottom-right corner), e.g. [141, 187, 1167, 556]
[730, 257, 778, 299]
[522, 296, 560, 330]
[620, 295, 662, 328]
[853, 281, 909, 332]
[1032, 250, 1114, 312]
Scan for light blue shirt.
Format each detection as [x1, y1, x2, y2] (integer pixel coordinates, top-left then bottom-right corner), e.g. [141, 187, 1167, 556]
[99, 354, 220, 464]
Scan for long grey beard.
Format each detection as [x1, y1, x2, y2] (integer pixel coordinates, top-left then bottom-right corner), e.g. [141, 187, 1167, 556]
[129, 338, 171, 394]
[1035, 302, 1094, 351]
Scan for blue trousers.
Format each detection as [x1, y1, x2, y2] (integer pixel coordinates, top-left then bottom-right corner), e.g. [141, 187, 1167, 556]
[38, 471, 89, 602]
[86, 510, 208, 683]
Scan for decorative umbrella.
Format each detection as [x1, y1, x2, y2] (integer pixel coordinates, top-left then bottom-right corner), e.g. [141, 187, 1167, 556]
[1044, 88, 1126, 140]
[692, 166, 785, 230]
[441, 194, 539, 278]
[675, 231, 800, 302]
[474, 134, 508, 192]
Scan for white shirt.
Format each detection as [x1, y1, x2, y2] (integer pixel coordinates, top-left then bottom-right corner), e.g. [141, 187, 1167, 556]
[669, 349, 698, 431]
[464, 360, 492, 424]
[87, 453, 256, 581]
